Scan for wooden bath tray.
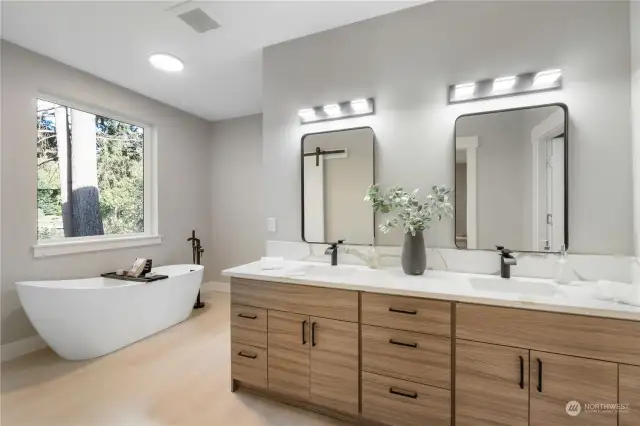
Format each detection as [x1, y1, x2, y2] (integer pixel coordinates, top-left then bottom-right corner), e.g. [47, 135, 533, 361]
[101, 272, 169, 283]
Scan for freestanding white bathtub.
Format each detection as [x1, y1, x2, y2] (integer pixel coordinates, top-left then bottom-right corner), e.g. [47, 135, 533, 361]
[16, 264, 204, 361]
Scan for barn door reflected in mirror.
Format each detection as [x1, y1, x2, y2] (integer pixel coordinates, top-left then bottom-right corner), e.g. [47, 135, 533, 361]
[301, 127, 374, 245]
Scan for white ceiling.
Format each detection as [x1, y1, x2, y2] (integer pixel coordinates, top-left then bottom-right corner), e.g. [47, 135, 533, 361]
[1, 1, 421, 121]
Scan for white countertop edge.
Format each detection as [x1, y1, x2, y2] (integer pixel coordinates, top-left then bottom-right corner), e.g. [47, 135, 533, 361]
[223, 263, 640, 322]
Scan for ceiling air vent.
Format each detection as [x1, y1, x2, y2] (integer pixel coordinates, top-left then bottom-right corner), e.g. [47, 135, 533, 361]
[177, 8, 220, 34]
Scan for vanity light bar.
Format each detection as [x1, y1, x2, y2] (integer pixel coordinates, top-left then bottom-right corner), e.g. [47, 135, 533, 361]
[448, 69, 562, 104]
[298, 98, 375, 124]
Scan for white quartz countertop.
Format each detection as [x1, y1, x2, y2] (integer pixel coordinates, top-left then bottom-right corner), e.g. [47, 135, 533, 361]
[223, 260, 640, 321]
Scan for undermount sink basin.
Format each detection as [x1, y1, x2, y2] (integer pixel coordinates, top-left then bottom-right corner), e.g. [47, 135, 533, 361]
[470, 277, 559, 297]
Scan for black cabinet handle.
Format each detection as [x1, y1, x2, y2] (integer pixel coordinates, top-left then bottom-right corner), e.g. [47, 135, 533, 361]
[237, 351, 257, 359]
[237, 313, 257, 319]
[311, 322, 317, 347]
[388, 307, 417, 315]
[302, 320, 307, 345]
[389, 387, 418, 399]
[519, 356, 524, 389]
[537, 358, 543, 392]
[389, 339, 418, 348]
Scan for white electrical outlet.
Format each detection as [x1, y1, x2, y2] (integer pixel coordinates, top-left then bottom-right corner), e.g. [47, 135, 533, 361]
[267, 218, 277, 233]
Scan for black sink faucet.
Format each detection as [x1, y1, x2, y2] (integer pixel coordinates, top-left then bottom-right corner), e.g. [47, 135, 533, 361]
[325, 240, 345, 266]
[496, 245, 517, 279]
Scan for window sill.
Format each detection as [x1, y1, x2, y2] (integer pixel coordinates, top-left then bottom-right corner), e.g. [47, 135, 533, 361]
[33, 234, 163, 258]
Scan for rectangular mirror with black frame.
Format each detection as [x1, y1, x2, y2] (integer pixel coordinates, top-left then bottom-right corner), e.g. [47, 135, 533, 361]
[454, 104, 568, 253]
[301, 127, 375, 245]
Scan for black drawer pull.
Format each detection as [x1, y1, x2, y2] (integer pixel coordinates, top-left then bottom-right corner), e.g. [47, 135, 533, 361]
[312, 322, 317, 347]
[389, 387, 418, 399]
[237, 351, 257, 359]
[537, 358, 543, 392]
[237, 313, 257, 320]
[389, 339, 418, 348]
[389, 307, 417, 315]
[519, 356, 524, 389]
[302, 320, 307, 345]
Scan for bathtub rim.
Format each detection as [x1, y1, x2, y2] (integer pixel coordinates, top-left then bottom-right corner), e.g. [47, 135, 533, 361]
[15, 264, 204, 289]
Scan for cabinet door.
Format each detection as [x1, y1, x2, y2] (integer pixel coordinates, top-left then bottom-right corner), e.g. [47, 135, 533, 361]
[619, 364, 640, 426]
[309, 317, 359, 415]
[455, 340, 529, 426]
[530, 351, 618, 426]
[267, 310, 310, 398]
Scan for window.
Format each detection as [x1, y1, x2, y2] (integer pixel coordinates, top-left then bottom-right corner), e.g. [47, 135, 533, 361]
[35, 98, 159, 257]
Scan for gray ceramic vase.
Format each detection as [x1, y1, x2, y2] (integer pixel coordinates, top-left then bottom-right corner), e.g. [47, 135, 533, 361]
[401, 231, 426, 275]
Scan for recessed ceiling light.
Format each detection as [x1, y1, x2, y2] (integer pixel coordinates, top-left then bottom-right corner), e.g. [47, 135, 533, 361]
[149, 53, 184, 72]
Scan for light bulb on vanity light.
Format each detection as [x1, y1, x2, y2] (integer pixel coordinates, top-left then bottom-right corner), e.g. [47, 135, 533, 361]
[533, 69, 562, 87]
[492, 76, 516, 92]
[350, 99, 370, 114]
[454, 82, 476, 99]
[298, 108, 316, 122]
[323, 104, 342, 117]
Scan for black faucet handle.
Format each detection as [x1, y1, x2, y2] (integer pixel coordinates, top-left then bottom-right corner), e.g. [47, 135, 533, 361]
[337, 239, 346, 245]
[496, 246, 513, 255]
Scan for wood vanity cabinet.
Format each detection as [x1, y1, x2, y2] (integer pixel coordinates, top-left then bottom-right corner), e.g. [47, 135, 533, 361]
[230, 278, 360, 416]
[456, 303, 637, 426]
[619, 364, 640, 426]
[529, 351, 617, 426]
[455, 340, 529, 426]
[229, 277, 640, 426]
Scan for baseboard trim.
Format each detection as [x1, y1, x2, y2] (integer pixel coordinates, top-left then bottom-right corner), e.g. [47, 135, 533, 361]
[201, 281, 230, 293]
[1, 335, 47, 362]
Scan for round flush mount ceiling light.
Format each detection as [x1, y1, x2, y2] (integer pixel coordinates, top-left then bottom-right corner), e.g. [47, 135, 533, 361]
[149, 53, 184, 72]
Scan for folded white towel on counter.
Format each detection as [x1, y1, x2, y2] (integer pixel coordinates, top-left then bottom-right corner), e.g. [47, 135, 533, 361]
[260, 256, 285, 270]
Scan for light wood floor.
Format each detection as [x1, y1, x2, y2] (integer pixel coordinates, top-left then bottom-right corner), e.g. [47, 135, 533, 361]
[1, 292, 347, 426]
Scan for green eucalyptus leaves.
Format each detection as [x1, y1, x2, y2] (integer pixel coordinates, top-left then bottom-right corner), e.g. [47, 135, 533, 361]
[365, 184, 453, 236]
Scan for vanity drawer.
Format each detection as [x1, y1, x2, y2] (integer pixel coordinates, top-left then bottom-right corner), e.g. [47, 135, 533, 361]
[457, 303, 640, 365]
[231, 304, 267, 348]
[362, 325, 451, 389]
[231, 342, 267, 388]
[362, 371, 450, 426]
[231, 277, 358, 322]
[361, 293, 451, 336]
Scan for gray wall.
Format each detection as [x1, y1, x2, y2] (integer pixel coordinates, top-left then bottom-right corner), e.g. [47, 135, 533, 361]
[263, 0, 633, 255]
[633, 1, 640, 256]
[209, 114, 264, 282]
[1, 41, 213, 345]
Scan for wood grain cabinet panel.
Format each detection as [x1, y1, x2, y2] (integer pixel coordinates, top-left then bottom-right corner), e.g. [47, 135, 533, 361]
[362, 325, 451, 389]
[361, 371, 450, 426]
[310, 317, 359, 415]
[361, 293, 451, 336]
[267, 310, 310, 398]
[529, 351, 618, 426]
[455, 340, 529, 426]
[231, 342, 267, 389]
[231, 278, 358, 322]
[230, 304, 267, 348]
[457, 303, 640, 365]
[619, 364, 640, 426]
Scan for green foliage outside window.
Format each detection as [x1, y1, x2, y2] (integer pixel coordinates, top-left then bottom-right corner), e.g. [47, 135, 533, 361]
[37, 100, 144, 239]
